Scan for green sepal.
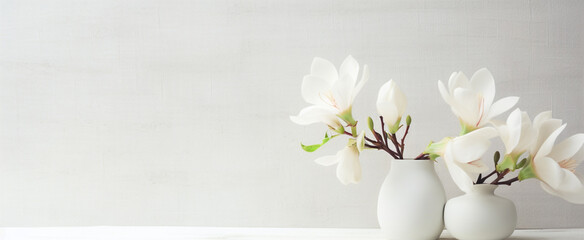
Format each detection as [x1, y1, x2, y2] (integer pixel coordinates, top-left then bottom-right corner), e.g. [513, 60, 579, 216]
[301, 133, 332, 152]
[423, 137, 451, 161]
[406, 115, 412, 126]
[496, 154, 517, 172]
[338, 108, 357, 126]
[388, 117, 402, 134]
[333, 124, 345, 134]
[518, 161, 537, 181]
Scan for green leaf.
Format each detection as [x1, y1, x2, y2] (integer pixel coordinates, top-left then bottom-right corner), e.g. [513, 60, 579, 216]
[518, 162, 537, 181]
[300, 133, 331, 152]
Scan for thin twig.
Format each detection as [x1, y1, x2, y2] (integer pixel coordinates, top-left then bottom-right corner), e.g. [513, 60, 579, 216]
[380, 116, 388, 147]
[400, 124, 410, 156]
[491, 169, 510, 184]
[493, 176, 519, 186]
[478, 170, 497, 184]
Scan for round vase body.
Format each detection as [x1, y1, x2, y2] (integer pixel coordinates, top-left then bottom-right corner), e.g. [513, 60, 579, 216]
[377, 160, 446, 240]
[444, 184, 517, 240]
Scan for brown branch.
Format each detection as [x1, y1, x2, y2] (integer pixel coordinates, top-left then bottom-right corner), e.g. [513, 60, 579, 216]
[477, 170, 498, 184]
[400, 124, 410, 156]
[493, 176, 520, 186]
[491, 169, 510, 184]
[380, 116, 388, 147]
[390, 133, 403, 158]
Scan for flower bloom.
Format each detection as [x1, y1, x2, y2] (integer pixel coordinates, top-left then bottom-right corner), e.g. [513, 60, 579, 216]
[314, 143, 362, 185]
[438, 68, 518, 134]
[495, 109, 537, 170]
[530, 125, 584, 203]
[376, 80, 407, 133]
[290, 55, 369, 128]
[441, 127, 499, 192]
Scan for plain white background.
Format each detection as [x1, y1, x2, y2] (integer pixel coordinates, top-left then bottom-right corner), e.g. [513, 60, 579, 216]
[0, 0, 583, 228]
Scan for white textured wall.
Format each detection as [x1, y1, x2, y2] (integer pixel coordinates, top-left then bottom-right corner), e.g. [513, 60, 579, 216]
[1, 0, 583, 228]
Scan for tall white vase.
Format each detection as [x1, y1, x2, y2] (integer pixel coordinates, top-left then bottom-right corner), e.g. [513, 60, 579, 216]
[377, 159, 446, 240]
[444, 184, 517, 240]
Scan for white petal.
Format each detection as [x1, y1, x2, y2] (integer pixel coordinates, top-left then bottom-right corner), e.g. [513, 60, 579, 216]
[556, 171, 584, 193]
[290, 105, 338, 126]
[486, 96, 519, 122]
[301, 75, 332, 105]
[336, 146, 361, 185]
[377, 80, 400, 126]
[377, 101, 399, 127]
[448, 72, 470, 94]
[390, 82, 408, 116]
[339, 55, 359, 87]
[356, 131, 366, 152]
[444, 144, 474, 193]
[534, 156, 565, 189]
[453, 88, 480, 127]
[541, 175, 584, 204]
[532, 119, 563, 155]
[310, 57, 338, 84]
[351, 65, 369, 103]
[536, 124, 567, 158]
[451, 127, 498, 163]
[331, 74, 354, 111]
[470, 68, 495, 110]
[455, 158, 489, 174]
[533, 111, 553, 129]
[314, 155, 339, 166]
[548, 134, 584, 162]
[438, 80, 453, 105]
[377, 80, 393, 105]
[503, 109, 523, 153]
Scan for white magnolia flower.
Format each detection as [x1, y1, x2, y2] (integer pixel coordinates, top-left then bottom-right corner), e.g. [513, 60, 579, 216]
[314, 144, 362, 185]
[495, 109, 537, 170]
[531, 111, 563, 156]
[291, 55, 369, 127]
[443, 127, 499, 192]
[377, 80, 407, 132]
[438, 68, 519, 133]
[531, 125, 584, 203]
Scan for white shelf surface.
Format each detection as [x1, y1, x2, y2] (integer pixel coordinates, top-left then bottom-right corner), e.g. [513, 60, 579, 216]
[0, 227, 583, 240]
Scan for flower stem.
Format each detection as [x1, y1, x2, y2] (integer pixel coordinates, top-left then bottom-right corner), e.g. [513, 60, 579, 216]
[477, 170, 498, 184]
[491, 169, 510, 184]
[493, 176, 520, 185]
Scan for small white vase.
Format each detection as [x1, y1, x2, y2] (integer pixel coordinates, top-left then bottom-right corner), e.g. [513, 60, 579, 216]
[444, 184, 517, 240]
[377, 159, 446, 240]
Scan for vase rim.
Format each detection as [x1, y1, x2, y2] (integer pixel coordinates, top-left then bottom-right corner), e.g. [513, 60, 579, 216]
[393, 158, 434, 161]
[466, 183, 498, 194]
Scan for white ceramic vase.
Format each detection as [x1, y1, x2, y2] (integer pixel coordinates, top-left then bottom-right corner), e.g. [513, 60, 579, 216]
[444, 184, 517, 240]
[377, 159, 446, 240]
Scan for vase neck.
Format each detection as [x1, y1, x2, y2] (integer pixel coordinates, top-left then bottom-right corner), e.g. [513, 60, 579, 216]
[390, 159, 435, 172]
[466, 184, 498, 195]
